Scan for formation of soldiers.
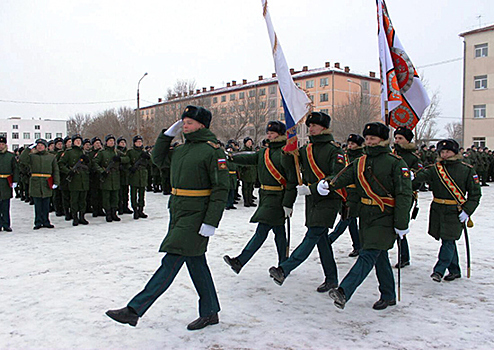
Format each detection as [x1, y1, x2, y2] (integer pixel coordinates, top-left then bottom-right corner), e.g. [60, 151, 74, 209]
[1, 133, 174, 230]
[101, 105, 482, 331]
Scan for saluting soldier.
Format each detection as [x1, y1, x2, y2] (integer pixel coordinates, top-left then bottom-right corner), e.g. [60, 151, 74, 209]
[238, 137, 257, 207]
[393, 127, 423, 268]
[106, 105, 229, 330]
[58, 134, 91, 226]
[93, 134, 129, 222]
[223, 121, 297, 274]
[326, 122, 412, 310]
[20, 139, 60, 230]
[58, 136, 73, 221]
[117, 136, 133, 215]
[0, 135, 19, 232]
[328, 133, 365, 257]
[412, 139, 481, 282]
[268, 112, 345, 292]
[127, 135, 151, 219]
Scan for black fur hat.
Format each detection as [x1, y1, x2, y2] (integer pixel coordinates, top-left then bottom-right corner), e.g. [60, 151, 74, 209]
[117, 136, 126, 145]
[243, 137, 253, 145]
[437, 139, 459, 154]
[105, 134, 116, 143]
[362, 122, 390, 140]
[63, 136, 71, 145]
[53, 137, 63, 145]
[36, 138, 48, 148]
[90, 136, 101, 145]
[181, 105, 212, 128]
[0, 135, 6, 144]
[347, 134, 364, 146]
[305, 111, 331, 129]
[71, 133, 83, 143]
[394, 127, 414, 142]
[133, 135, 143, 144]
[266, 120, 286, 135]
[82, 138, 91, 146]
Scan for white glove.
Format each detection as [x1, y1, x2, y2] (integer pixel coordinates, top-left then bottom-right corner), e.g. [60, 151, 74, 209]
[164, 120, 184, 137]
[317, 180, 330, 196]
[12, 182, 18, 188]
[283, 206, 293, 218]
[29, 143, 37, 149]
[297, 184, 311, 196]
[199, 223, 215, 237]
[410, 172, 415, 181]
[395, 228, 409, 239]
[458, 210, 469, 223]
[52, 184, 58, 189]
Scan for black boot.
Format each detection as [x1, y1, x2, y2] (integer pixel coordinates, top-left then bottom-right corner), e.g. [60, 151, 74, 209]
[223, 255, 242, 274]
[187, 313, 219, 331]
[138, 207, 148, 219]
[118, 204, 123, 215]
[72, 213, 79, 226]
[79, 212, 89, 225]
[269, 266, 285, 286]
[316, 279, 338, 293]
[98, 209, 106, 217]
[372, 299, 396, 310]
[133, 208, 139, 220]
[106, 307, 139, 327]
[443, 272, 461, 281]
[348, 249, 360, 257]
[111, 208, 121, 222]
[328, 287, 346, 309]
[56, 211, 64, 217]
[431, 272, 442, 282]
[106, 210, 113, 222]
[65, 210, 71, 221]
[92, 209, 99, 217]
[123, 206, 133, 214]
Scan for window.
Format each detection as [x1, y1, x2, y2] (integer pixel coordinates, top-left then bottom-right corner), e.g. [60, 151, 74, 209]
[239, 92, 245, 99]
[0, 132, 6, 138]
[306, 80, 314, 89]
[239, 105, 245, 111]
[320, 93, 329, 102]
[230, 94, 236, 101]
[249, 90, 256, 97]
[12, 144, 19, 150]
[320, 109, 329, 114]
[362, 81, 369, 91]
[221, 107, 227, 113]
[12, 132, 19, 139]
[269, 86, 277, 94]
[269, 99, 276, 108]
[260, 101, 266, 109]
[221, 96, 226, 102]
[320, 78, 329, 87]
[473, 137, 486, 148]
[34, 132, 41, 139]
[35, 125, 40, 130]
[474, 105, 486, 118]
[474, 75, 487, 90]
[475, 43, 488, 58]
[230, 106, 235, 113]
[259, 88, 266, 96]
[23, 132, 30, 139]
[56, 133, 63, 138]
[45, 133, 52, 139]
[213, 97, 217, 104]
[13, 125, 18, 129]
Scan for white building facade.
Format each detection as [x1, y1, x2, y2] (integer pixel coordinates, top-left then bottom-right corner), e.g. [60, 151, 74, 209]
[0, 117, 67, 151]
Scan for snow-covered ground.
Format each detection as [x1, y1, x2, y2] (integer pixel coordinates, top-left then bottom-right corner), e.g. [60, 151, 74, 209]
[1, 186, 493, 349]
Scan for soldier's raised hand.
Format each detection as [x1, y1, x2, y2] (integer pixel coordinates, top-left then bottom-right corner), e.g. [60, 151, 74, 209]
[164, 120, 184, 137]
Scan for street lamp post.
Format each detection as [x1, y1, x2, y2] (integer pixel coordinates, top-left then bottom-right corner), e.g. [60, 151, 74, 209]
[136, 72, 148, 135]
[347, 79, 363, 129]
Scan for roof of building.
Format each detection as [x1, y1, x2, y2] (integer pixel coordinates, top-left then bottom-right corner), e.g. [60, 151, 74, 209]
[459, 24, 494, 38]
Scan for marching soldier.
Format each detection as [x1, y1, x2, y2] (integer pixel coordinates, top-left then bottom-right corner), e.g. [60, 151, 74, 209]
[127, 135, 151, 219]
[93, 134, 129, 222]
[225, 141, 238, 210]
[392, 127, 422, 268]
[239, 137, 257, 207]
[58, 134, 91, 226]
[20, 139, 60, 230]
[268, 112, 345, 292]
[326, 122, 412, 310]
[0, 135, 19, 232]
[117, 136, 133, 215]
[106, 105, 229, 330]
[328, 133, 365, 257]
[58, 136, 73, 221]
[223, 121, 297, 274]
[412, 139, 481, 282]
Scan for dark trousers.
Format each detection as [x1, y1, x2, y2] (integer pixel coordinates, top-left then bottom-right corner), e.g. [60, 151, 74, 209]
[328, 217, 360, 250]
[33, 197, 51, 226]
[119, 184, 130, 210]
[62, 189, 71, 213]
[340, 249, 395, 302]
[130, 186, 145, 208]
[397, 236, 410, 263]
[434, 239, 461, 276]
[53, 188, 63, 213]
[102, 190, 119, 211]
[0, 199, 11, 229]
[70, 190, 87, 215]
[280, 226, 338, 285]
[127, 253, 220, 318]
[241, 181, 254, 204]
[90, 187, 102, 212]
[226, 189, 235, 208]
[237, 223, 287, 266]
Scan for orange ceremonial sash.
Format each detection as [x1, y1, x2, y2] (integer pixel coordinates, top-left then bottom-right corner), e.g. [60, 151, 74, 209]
[264, 149, 287, 187]
[434, 163, 466, 205]
[357, 155, 395, 212]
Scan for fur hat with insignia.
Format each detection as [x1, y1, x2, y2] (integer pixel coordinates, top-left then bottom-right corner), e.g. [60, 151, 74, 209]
[48, 140, 54, 147]
[117, 136, 126, 145]
[105, 134, 116, 143]
[437, 139, 459, 154]
[305, 111, 331, 129]
[394, 127, 414, 142]
[362, 122, 390, 140]
[36, 138, 49, 148]
[0, 135, 6, 144]
[53, 137, 63, 145]
[82, 138, 91, 146]
[63, 136, 71, 145]
[243, 137, 253, 145]
[181, 105, 212, 128]
[133, 135, 143, 144]
[71, 133, 83, 143]
[266, 120, 286, 135]
[90, 136, 101, 145]
[347, 134, 364, 146]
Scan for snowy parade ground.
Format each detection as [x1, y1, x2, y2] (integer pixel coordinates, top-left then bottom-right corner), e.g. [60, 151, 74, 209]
[1, 186, 494, 349]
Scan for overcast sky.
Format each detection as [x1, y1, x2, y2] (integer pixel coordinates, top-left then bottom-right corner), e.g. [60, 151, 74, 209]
[1, 0, 493, 135]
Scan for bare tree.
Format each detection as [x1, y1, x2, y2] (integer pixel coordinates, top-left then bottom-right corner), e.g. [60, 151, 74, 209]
[414, 89, 440, 146]
[166, 79, 197, 100]
[445, 121, 463, 144]
[67, 113, 91, 136]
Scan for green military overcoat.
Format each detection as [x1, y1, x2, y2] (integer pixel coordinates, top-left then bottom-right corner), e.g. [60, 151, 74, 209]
[20, 148, 60, 198]
[58, 145, 90, 191]
[93, 146, 129, 191]
[127, 147, 149, 188]
[0, 149, 19, 200]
